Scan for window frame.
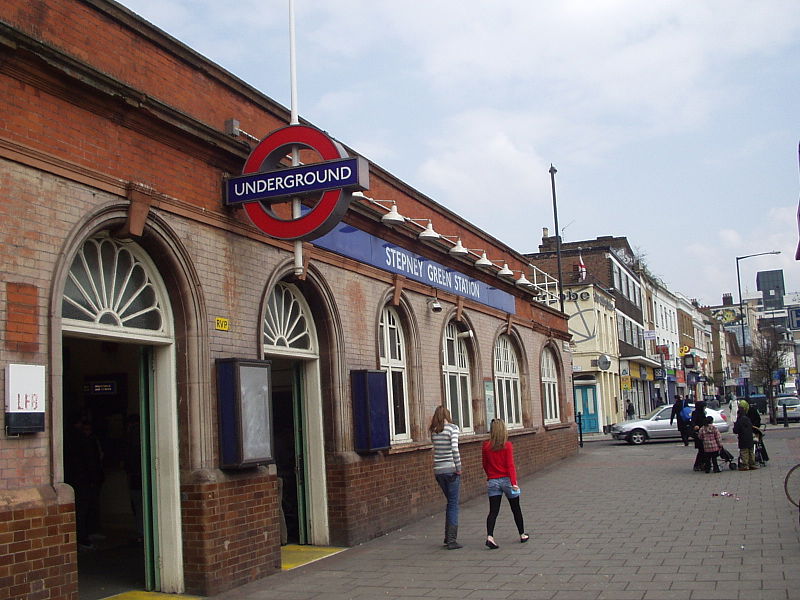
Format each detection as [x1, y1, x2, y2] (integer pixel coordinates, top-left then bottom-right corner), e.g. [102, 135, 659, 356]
[493, 334, 523, 428]
[441, 321, 473, 434]
[541, 346, 561, 424]
[379, 305, 411, 443]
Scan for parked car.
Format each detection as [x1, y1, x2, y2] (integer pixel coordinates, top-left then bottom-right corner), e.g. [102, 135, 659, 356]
[776, 395, 800, 422]
[610, 404, 730, 445]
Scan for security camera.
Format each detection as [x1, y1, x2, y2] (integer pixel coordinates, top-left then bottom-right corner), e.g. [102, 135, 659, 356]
[428, 298, 443, 313]
[456, 330, 474, 339]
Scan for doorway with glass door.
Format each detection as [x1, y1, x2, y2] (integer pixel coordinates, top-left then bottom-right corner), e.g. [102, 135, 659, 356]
[574, 383, 600, 433]
[271, 358, 309, 545]
[62, 337, 159, 598]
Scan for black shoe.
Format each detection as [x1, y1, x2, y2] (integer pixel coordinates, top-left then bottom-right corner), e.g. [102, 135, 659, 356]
[485, 539, 499, 549]
[713, 468, 721, 473]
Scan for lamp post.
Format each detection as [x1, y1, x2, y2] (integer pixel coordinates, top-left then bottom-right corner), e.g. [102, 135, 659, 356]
[549, 164, 564, 313]
[736, 250, 781, 401]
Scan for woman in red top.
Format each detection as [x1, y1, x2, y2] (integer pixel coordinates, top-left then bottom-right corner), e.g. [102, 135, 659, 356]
[482, 419, 529, 549]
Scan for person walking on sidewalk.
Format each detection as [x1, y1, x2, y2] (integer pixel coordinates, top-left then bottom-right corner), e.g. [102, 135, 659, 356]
[429, 405, 462, 550]
[733, 406, 759, 471]
[625, 399, 636, 420]
[482, 419, 529, 549]
[698, 416, 722, 473]
[690, 400, 708, 471]
[670, 395, 691, 446]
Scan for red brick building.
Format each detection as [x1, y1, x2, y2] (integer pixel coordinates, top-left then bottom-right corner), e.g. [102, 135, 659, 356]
[0, 1, 576, 597]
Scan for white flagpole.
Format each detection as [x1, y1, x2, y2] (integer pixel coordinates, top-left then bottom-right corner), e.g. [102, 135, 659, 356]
[289, 0, 303, 275]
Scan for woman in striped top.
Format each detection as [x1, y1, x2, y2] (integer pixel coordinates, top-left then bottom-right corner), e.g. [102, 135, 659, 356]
[429, 405, 462, 550]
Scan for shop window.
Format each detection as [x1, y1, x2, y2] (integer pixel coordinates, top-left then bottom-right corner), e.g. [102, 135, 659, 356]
[379, 306, 410, 442]
[62, 233, 169, 336]
[441, 322, 473, 433]
[541, 347, 560, 424]
[493, 335, 522, 428]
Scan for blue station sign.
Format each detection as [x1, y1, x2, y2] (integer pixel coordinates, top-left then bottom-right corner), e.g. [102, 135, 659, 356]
[314, 223, 516, 314]
[225, 156, 368, 206]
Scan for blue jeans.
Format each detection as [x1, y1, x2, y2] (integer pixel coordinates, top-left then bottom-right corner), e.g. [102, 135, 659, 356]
[435, 472, 461, 525]
[487, 476, 516, 498]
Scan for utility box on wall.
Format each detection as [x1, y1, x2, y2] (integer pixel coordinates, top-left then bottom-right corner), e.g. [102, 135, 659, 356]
[5, 364, 46, 435]
[216, 358, 273, 469]
[351, 370, 390, 453]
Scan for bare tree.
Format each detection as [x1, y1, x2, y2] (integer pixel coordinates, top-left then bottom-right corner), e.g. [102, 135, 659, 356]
[750, 327, 789, 424]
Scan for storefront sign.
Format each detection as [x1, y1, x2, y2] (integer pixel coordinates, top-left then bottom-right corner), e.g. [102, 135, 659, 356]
[225, 125, 369, 241]
[314, 223, 516, 313]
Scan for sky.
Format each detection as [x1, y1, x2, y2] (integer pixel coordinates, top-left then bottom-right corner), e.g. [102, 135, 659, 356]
[118, 0, 800, 307]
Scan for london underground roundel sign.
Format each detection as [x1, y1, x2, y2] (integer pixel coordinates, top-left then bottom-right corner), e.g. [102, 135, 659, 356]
[224, 125, 369, 241]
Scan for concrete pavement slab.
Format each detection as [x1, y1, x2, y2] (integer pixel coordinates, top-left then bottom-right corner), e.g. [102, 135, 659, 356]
[208, 427, 800, 600]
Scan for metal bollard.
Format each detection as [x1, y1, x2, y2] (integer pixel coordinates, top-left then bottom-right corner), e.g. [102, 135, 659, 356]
[783, 404, 789, 427]
[577, 412, 584, 447]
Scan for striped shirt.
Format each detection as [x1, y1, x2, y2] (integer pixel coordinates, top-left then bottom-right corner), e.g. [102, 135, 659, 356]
[431, 423, 461, 474]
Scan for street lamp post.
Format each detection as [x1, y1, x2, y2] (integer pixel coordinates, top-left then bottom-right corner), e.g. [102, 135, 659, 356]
[549, 164, 564, 313]
[736, 250, 781, 402]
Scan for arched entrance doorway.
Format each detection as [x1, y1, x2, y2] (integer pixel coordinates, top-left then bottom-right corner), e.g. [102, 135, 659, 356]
[60, 233, 183, 596]
[263, 281, 329, 546]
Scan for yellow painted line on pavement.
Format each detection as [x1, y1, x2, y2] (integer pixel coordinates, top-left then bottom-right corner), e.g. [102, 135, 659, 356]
[103, 593, 201, 600]
[281, 544, 345, 570]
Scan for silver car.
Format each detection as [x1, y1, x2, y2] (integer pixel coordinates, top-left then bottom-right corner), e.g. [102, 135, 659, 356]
[610, 404, 730, 445]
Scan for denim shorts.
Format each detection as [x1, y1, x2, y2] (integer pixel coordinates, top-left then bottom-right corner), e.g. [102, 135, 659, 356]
[487, 476, 516, 498]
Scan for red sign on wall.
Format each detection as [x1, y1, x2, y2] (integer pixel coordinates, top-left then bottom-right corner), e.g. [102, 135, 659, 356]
[229, 125, 369, 241]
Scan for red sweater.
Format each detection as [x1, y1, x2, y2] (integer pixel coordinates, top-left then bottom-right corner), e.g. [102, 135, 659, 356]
[482, 441, 517, 486]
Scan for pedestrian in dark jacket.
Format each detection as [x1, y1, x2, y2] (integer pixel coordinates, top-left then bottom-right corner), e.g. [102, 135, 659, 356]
[733, 407, 758, 470]
[690, 400, 707, 471]
[669, 395, 690, 446]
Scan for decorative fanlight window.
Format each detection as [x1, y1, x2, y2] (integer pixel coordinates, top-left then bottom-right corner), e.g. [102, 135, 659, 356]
[263, 282, 317, 357]
[62, 234, 170, 338]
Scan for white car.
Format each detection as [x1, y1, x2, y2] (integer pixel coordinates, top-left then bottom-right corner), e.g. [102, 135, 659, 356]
[610, 404, 730, 445]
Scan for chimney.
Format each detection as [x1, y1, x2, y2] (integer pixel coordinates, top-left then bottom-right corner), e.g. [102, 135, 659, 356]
[722, 293, 733, 306]
[542, 227, 549, 238]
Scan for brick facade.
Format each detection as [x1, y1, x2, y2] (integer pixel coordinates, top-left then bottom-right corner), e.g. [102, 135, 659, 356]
[0, 1, 577, 597]
[0, 485, 77, 600]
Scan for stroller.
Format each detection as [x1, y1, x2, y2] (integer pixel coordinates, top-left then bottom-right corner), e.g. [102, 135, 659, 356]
[719, 446, 737, 470]
[733, 426, 769, 470]
[754, 426, 769, 467]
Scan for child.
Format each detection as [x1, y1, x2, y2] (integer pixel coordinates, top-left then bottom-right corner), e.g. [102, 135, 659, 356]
[697, 415, 722, 473]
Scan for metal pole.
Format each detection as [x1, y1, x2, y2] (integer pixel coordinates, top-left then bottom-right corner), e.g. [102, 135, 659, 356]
[736, 250, 781, 403]
[549, 164, 564, 313]
[736, 257, 749, 402]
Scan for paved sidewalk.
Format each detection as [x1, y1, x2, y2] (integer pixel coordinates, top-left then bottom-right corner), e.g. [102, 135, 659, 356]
[212, 427, 800, 600]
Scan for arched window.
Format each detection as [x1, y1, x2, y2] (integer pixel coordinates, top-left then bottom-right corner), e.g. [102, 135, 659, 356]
[541, 347, 560, 424]
[263, 281, 317, 358]
[494, 335, 522, 428]
[379, 306, 410, 442]
[62, 233, 170, 339]
[441, 322, 472, 433]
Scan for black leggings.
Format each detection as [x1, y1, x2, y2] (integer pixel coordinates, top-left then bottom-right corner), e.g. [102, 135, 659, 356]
[486, 494, 524, 536]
